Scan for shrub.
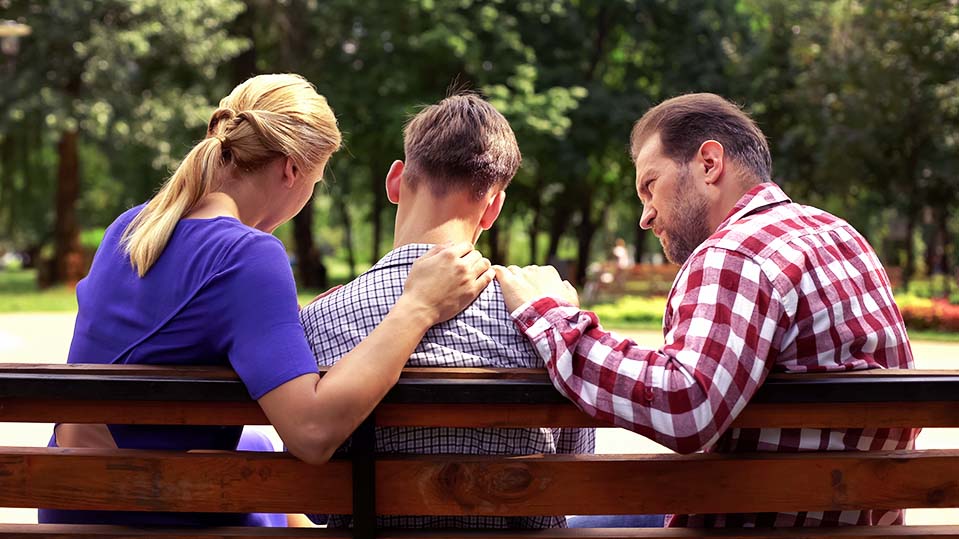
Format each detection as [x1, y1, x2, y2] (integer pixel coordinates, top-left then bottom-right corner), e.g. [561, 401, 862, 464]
[899, 299, 959, 333]
[588, 295, 666, 326]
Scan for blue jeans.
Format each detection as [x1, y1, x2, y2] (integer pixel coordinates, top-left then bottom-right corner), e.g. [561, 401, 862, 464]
[567, 514, 666, 528]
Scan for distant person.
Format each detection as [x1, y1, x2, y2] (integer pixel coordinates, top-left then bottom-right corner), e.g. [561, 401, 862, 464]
[612, 237, 632, 270]
[300, 94, 594, 529]
[42, 74, 493, 528]
[610, 237, 633, 291]
[496, 93, 916, 528]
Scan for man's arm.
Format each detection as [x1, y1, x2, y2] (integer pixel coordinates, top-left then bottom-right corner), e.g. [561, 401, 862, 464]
[496, 249, 787, 453]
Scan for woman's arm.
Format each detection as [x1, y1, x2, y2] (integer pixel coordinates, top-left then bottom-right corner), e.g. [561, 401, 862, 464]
[258, 242, 493, 464]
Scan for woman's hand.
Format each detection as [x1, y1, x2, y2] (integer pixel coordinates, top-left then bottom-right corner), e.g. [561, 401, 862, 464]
[399, 242, 494, 325]
[494, 264, 580, 313]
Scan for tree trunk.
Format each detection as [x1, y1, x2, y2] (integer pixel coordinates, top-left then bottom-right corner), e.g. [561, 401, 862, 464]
[370, 175, 385, 263]
[633, 226, 647, 264]
[527, 176, 543, 265]
[0, 133, 14, 235]
[924, 207, 938, 280]
[545, 209, 568, 265]
[574, 193, 601, 286]
[229, 0, 259, 83]
[51, 128, 83, 287]
[528, 207, 541, 266]
[935, 206, 951, 298]
[902, 208, 917, 290]
[293, 195, 327, 289]
[273, 1, 326, 289]
[340, 202, 356, 280]
[487, 223, 504, 265]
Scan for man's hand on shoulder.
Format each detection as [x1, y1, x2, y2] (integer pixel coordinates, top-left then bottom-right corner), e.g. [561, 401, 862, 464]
[493, 264, 579, 313]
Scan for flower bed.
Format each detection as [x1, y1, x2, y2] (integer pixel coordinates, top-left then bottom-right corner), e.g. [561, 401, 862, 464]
[899, 298, 959, 333]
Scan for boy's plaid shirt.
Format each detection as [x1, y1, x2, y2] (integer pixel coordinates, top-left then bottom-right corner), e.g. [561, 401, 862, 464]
[511, 182, 917, 528]
[300, 243, 594, 529]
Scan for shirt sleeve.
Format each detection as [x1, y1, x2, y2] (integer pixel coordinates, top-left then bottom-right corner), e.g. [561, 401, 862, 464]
[216, 233, 319, 400]
[511, 247, 788, 453]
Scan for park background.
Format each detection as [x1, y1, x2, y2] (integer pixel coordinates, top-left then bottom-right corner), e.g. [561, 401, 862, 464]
[1, 0, 959, 526]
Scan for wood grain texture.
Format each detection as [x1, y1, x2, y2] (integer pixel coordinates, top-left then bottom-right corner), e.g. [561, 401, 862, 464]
[1, 524, 958, 538]
[3, 448, 958, 517]
[0, 399, 271, 425]
[2, 399, 957, 428]
[0, 525, 345, 538]
[0, 364, 544, 380]
[374, 450, 959, 516]
[4, 366, 959, 409]
[0, 447, 351, 513]
[0, 364, 946, 379]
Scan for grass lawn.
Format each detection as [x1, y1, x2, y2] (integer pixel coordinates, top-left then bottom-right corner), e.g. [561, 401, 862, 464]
[0, 270, 78, 312]
[0, 269, 330, 312]
[4, 268, 959, 343]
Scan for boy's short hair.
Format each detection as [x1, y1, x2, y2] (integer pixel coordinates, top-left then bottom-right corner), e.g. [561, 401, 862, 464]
[403, 94, 521, 200]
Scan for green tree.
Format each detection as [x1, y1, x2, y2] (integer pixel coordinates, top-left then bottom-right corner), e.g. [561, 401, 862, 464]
[775, 0, 959, 285]
[1, 0, 247, 284]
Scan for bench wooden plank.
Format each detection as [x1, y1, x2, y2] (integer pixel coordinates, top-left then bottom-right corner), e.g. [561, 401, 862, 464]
[0, 447, 352, 514]
[727, 401, 959, 429]
[2, 524, 959, 538]
[0, 399, 272, 426]
[3, 367, 959, 407]
[376, 450, 959, 516]
[3, 366, 959, 429]
[0, 365, 551, 380]
[380, 401, 959, 429]
[0, 525, 346, 538]
[2, 448, 958, 516]
[2, 399, 958, 428]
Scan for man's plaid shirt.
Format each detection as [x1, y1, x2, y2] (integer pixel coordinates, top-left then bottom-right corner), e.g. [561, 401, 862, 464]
[511, 182, 917, 528]
[300, 243, 594, 529]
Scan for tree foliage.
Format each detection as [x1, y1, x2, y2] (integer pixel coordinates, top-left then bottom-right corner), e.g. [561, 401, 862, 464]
[1, 0, 957, 289]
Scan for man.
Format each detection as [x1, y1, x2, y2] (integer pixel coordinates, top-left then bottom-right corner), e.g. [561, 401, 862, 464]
[300, 93, 594, 529]
[496, 93, 916, 528]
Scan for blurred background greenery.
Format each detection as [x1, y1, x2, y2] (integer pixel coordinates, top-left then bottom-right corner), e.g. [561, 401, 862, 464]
[1, 0, 958, 327]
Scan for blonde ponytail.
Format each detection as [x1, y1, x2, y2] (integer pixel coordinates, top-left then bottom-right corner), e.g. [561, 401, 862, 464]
[121, 74, 341, 277]
[121, 137, 225, 276]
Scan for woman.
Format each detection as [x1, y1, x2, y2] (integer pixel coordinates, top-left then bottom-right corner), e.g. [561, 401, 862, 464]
[40, 74, 493, 527]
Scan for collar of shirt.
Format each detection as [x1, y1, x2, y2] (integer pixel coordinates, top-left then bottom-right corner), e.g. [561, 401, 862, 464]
[714, 181, 792, 233]
[364, 243, 435, 275]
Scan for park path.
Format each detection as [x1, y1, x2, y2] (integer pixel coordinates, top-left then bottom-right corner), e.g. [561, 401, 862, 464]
[0, 312, 956, 524]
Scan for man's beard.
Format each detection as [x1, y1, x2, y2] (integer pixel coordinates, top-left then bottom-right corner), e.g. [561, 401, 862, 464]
[660, 169, 713, 265]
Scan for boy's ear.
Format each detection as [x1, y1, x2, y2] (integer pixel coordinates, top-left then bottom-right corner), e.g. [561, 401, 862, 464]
[479, 190, 506, 230]
[385, 160, 405, 204]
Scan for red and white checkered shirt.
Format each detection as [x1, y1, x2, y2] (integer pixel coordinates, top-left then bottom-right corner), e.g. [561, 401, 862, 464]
[512, 182, 917, 528]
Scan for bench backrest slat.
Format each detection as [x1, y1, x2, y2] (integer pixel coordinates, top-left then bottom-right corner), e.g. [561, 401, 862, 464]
[0, 447, 352, 514]
[0, 523, 347, 537]
[2, 364, 957, 537]
[5, 523, 959, 538]
[2, 448, 957, 516]
[3, 366, 959, 405]
[3, 366, 959, 428]
[2, 399, 959, 428]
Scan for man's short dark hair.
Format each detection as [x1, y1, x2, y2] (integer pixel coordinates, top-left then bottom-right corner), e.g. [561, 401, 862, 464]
[403, 94, 521, 200]
[630, 93, 771, 182]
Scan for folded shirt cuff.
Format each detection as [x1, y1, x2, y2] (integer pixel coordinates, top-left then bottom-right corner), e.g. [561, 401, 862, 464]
[510, 296, 575, 332]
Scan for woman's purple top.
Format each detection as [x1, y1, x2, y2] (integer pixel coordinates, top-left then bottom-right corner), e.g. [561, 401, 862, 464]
[40, 204, 318, 527]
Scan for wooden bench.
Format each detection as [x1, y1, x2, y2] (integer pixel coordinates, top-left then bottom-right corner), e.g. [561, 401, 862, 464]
[1, 363, 959, 538]
[584, 264, 678, 302]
